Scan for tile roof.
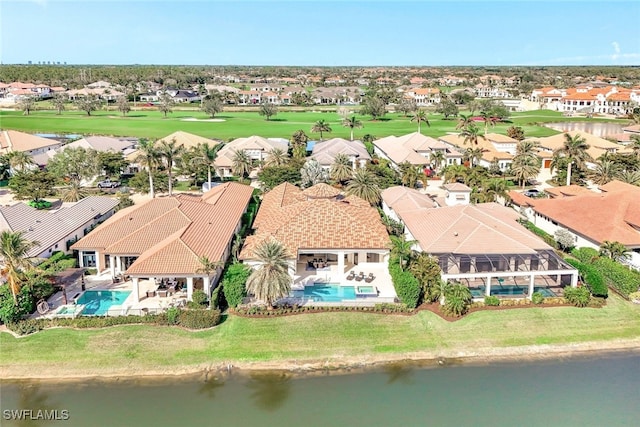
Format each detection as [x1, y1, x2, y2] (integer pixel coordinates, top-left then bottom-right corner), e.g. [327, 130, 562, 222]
[443, 183, 472, 192]
[438, 133, 513, 162]
[65, 136, 134, 152]
[0, 130, 61, 153]
[532, 131, 628, 160]
[159, 131, 220, 150]
[0, 197, 120, 257]
[532, 180, 640, 246]
[310, 138, 370, 166]
[214, 136, 288, 168]
[381, 186, 436, 215]
[240, 183, 390, 260]
[72, 183, 253, 276]
[485, 133, 518, 144]
[545, 185, 590, 198]
[302, 183, 341, 199]
[373, 134, 430, 166]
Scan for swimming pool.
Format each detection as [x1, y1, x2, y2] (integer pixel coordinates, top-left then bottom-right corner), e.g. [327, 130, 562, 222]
[470, 285, 557, 298]
[292, 284, 356, 302]
[76, 290, 132, 316]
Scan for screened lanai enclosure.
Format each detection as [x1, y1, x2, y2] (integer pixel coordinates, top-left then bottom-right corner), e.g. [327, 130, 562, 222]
[437, 250, 579, 299]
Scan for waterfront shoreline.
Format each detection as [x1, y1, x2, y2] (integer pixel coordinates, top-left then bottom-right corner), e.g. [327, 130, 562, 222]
[2, 338, 639, 382]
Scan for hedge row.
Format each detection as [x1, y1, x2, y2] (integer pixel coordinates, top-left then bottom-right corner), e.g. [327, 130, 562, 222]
[388, 256, 421, 308]
[7, 308, 222, 336]
[234, 303, 413, 316]
[571, 248, 640, 298]
[520, 220, 557, 249]
[564, 258, 608, 298]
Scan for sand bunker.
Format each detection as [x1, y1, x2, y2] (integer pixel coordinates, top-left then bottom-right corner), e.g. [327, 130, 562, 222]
[181, 117, 226, 122]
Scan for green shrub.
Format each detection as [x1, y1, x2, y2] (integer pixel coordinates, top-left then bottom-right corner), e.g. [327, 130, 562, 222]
[210, 285, 222, 309]
[190, 290, 208, 307]
[221, 263, 251, 308]
[571, 247, 600, 263]
[86, 268, 97, 275]
[531, 292, 545, 305]
[178, 309, 221, 329]
[388, 256, 422, 308]
[565, 258, 608, 298]
[484, 295, 500, 306]
[443, 295, 469, 316]
[593, 257, 640, 298]
[7, 319, 45, 335]
[563, 286, 591, 307]
[166, 307, 180, 325]
[0, 286, 35, 324]
[520, 220, 557, 248]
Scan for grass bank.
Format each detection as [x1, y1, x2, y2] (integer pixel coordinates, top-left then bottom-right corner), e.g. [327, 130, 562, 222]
[0, 109, 624, 140]
[1, 294, 639, 379]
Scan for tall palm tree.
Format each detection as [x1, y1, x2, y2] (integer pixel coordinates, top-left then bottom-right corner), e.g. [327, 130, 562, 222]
[553, 133, 592, 186]
[389, 235, 417, 270]
[157, 138, 185, 196]
[618, 169, 640, 186]
[311, 120, 332, 141]
[629, 134, 640, 159]
[60, 182, 89, 202]
[246, 239, 292, 308]
[510, 155, 540, 188]
[196, 255, 224, 304]
[589, 159, 621, 185]
[0, 231, 38, 303]
[399, 162, 427, 188]
[231, 149, 252, 178]
[464, 147, 484, 167]
[479, 110, 497, 136]
[430, 150, 445, 175]
[6, 151, 34, 172]
[456, 114, 473, 130]
[483, 178, 508, 202]
[515, 140, 540, 160]
[342, 116, 363, 141]
[411, 110, 430, 134]
[264, 148, 289, 167]
[460, 123, 483, 146]
[345, 168, 381, 205]
[191, 142, 224, 190]
[443, 164, 467, 184]
[330, 153, 353, 184]
[290, 130, 309, 159]
[599, 240, 630, 260]
[135, 138, 160, 199]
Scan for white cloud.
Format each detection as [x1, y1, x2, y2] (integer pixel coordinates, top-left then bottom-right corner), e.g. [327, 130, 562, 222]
[611, 41, 621, 61]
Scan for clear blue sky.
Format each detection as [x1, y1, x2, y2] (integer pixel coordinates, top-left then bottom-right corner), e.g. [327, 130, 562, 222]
[1, 0, 639, 66]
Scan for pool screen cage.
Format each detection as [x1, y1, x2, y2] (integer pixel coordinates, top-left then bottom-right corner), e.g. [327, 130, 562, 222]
[437, 250, 574, 275]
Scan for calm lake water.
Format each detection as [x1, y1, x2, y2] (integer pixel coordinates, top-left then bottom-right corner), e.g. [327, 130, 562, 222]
[544, 122, 625, 137]
[2, 352, 639, 427]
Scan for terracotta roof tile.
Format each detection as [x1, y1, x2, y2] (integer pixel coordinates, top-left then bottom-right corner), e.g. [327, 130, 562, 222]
[302, 183, 341, 199]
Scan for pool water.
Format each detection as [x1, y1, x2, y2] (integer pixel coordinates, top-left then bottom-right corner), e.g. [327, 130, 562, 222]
[292, 284, 356, 302]
[470, 286, 557, 298]
[76, 290, 132, 315]
[356, 286, 376, 294]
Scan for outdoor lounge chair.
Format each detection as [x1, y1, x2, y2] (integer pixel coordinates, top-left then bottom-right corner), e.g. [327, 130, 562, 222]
[364, 273, 375, 283]
[355, 272, 365, 282]
[346, 271, 355, 280]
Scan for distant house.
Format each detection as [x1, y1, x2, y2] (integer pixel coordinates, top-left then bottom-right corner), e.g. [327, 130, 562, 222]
[0, 130, 65, 157]
[404, 87, 441, 106]
[374, 132, 462, 170]
[214, 135, 288, 178]
[31, 136, 137, 167]
[310, 138, 370, 170]
[71, 182, 253, 302]
[438, 133, 513, 171]
[0, 197, 119, 259]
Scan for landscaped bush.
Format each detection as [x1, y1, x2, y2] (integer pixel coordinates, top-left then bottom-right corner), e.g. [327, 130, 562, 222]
[565, 258, 608, 298]
[571, 247, 600, 263]
[7, 319, 45, 335]
[484, 295, 500, 306]
[563, 286, 591, 307]
[531, 292, 545, 305]
[166, 307, 180, 325]
[442, 284, 472, 316]
[221, 263, 251, 308]
[210, 285, 222, 309]
[388, 256, 421, 308]
[178, 309, 221, 329]
[592, 257, 640, 298]
[0, 286, 35, 324]
[520, 220, 557, 249]
[188, 289, 208, 309]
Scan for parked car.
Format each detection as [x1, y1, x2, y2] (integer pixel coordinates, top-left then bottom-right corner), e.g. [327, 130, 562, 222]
[97, 179, 121, 189]
[523, 189, 540, 198]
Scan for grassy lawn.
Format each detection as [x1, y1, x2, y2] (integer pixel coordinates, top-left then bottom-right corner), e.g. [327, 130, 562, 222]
[1, 294, 639, 375]
[0, 108, 627, 141]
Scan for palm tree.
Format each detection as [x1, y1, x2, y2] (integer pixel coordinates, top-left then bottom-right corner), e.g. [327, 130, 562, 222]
[290, 130, 309, 159]
[433, 279, 452, 305]
[483, 178, 508, 202]
[264, 148, 288, 167]
[460, 123, 483, 146]
[231, 149, 252, 178]
[135, 138, 160, 199]
[191, 142, 224, 191]
[464, 147, 484, 167]
[399, 162, 427, 188]
[599, 240, 630, 260]
[479, 110, 497, 136]
[430, 150, 445, 175]
[510, 155, 540, 188]
[196, 255, 225, 304]
[342, 116, 363, 141]
[230, 233, 244, 263]
[411, 110, 430, 134]
[443, 164, 467, 184]
[345, 168, 381, 205]
[389, 235, 417, 270]
[515, 140, 540, 160]
[0, 231, 38, 303]
[60, 182, 89, 202]
[6, 151, 34, 172]
[553, 133, 592, 186]
[618, 169, 640, 186]
[311, 120, 332, 141]
[246, 238, 292, 308]
[456, 114, 473, 130]
[157, 138, 185, 196]
[330, 153, 353, 184]
[589, 159, 621, 185]
[629, 134, 640, 159]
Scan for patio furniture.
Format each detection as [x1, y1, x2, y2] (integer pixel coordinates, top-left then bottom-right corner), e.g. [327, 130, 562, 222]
[146, 290, 156, 298]
[346, 271, 355, 280]
[364, 273, 375, 283]
[157, 289, 168, 298]
[355, 272, 365, 282]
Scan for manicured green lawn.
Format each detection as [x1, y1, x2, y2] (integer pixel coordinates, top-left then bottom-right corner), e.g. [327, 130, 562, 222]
[1, 294, 638, 376]
[0, 108, 626, 141]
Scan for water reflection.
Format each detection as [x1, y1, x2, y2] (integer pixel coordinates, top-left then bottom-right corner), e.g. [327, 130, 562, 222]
[197, 376, 226, 400]
[246, 372, 292, 412]
[382, 364, 415, 385]
[544, 122, 624, 137]
[9, 384, 59, 427]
